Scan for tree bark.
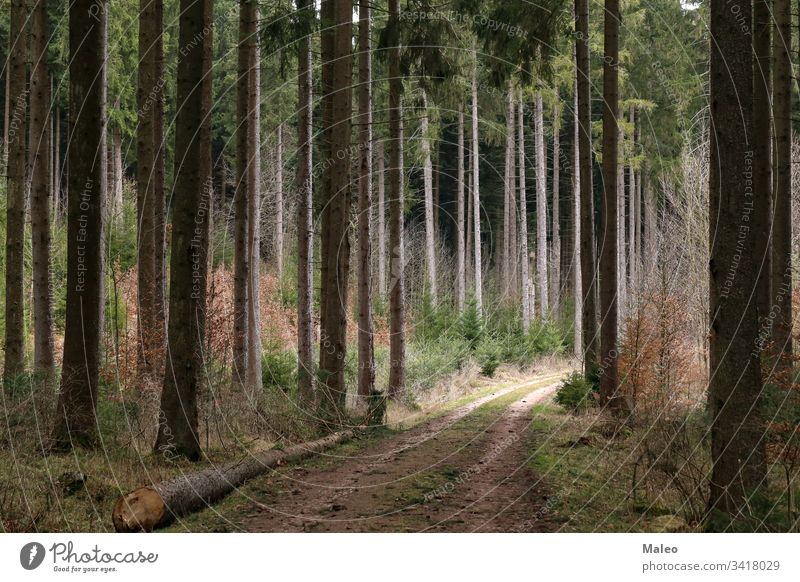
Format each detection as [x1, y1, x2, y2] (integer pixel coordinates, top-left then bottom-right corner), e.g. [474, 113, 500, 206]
[503, 88, 512, 293]
[3, 0, 29, 384]
[137, 0, 160, 374]
[30, 0, 55, 377]
[599, 0, 619, 406]
[155, 0, 213, 461]
[387, 0, 406, 399]
[471, 59, 483, 314]
[518, 94, 531, 333]
[535, 94, 548, 320]
[376, 138, 386, 300]
[357, 0, 375, 400]
[153, 0, 167, 346]
[506, 82, 517, 297]
[296, 0, 315, 402]
[753, 0, 772, 351]
[616, 129, 625, 321]
[456, 105, 466, 313]
[576, 0, 598, 377]
[708, 0, 765, 516]
[232, 0, 256, 390]
[114, 429, 357, 532]
[275, 123, 284, 280]
[771, 0, 793, 378]
[318, 0, 353, 415]
[627, 106, 636, 293]
[51, 0, 107, 449]
[245, 7, 262, 398]
[573, 37, 582, 356]
[551, 103, 561, 317]
[421, 90, 436, 302]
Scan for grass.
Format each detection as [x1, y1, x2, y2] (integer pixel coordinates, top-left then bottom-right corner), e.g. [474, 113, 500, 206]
[524, 403, 698, 532]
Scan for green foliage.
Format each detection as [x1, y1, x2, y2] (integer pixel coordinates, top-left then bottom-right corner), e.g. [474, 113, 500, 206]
[554, 372, 595, 413]
[459, 298, 484, 348]
[261, 343, 298, 393]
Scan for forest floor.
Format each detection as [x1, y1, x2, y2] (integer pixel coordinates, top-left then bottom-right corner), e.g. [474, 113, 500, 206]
[169, 371, 569, 533]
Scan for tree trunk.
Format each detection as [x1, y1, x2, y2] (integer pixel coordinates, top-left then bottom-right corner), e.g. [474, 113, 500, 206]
[275, 123, 284, 280]
[708, 0, 765, 516]
[535, 94, 548, 320]
[232, 0, 256, 390]
[465, 145, 473, 288]
[387, 0, 406, 399]
[136, 0, 160, 383]
[114, 429, 357, 532]
[573, 36, 582, 356]
[245, 6, 262, 398]
[753, 0, 772, 352]
[471, 59, 483, 314]
[551, 103, 561, 318]
[627, 106, 636, 294]
[51, 0, 107, 449]
[153, 0, 167, 346]
[318, 0, 353, 415]
[503, 87, 512, 293]
[112, 124, 123, 226]
[29, 0, 55, 377]
[3, 0, 28, 384]
[421, 90, 436, 302]
[599, 0, 619, 406]
[506, 82, 517, 297]
[295, 0, 315, 402]
[771, 0, 793, 378]
[376, 138, 386, 300]
[155, 0, 213, 461]
[616, 131, 625, 321]
[2, 55, 9, 172]
[357, 0, 375, 400]
[576, 0, 598, 377]
[54, 103, 62, 217]
[518, 93, 531, 333]
[456, 105, 466, 313]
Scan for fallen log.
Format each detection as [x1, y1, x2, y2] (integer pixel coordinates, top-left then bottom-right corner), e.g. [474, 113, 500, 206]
[112, 429, 357, 532]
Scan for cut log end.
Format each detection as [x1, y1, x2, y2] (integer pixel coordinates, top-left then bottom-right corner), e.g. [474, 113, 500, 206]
[112, 487, 168, 533]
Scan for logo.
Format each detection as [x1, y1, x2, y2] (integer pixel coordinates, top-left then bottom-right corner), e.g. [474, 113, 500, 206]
[20, 542, 46, 570]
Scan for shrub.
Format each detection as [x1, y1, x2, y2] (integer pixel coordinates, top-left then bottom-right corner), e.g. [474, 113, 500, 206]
[476, 339, 502, 377]
[555, 372, 595, 412]
[261, 344, 298, 393]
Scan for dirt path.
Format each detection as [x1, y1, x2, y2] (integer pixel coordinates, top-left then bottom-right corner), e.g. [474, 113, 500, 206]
[230, 372, 565, 533]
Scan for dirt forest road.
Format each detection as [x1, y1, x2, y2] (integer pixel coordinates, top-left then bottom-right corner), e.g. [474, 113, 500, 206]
[224, 372, 567, 533]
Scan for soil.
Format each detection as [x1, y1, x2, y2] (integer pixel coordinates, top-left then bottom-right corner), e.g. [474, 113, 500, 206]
[231, 373, 565, 533]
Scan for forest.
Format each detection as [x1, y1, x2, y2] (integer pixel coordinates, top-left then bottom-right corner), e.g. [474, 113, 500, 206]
[0, 0, 798, 535]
